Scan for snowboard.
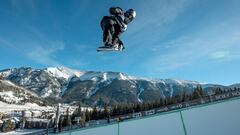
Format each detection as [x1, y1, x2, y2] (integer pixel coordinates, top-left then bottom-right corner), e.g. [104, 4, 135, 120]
[97, 44, 124, 52]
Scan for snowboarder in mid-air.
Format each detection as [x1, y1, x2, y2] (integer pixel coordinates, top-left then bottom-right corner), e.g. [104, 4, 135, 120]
[97, 7, 136, 52]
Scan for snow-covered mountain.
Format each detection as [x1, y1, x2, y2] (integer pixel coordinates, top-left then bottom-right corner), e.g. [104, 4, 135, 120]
[0, 67, 66, 97]
[0, 67, 234, 106]
[0, 67, 135, 96]
[229, 83, 240, 89]
[0, 79, 44, 105]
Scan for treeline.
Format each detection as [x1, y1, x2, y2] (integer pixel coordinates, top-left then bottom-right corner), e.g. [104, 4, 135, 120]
[84, 86, 205, 120]
[71, 86, 240, 122]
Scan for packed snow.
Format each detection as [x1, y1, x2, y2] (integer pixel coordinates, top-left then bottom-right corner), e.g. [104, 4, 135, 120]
[2, 129, 46, 135]
[137, 88, 144, 103]
[0, 91, 23, 104]
[1, 80, 26, 91]
[79, 71, 136, 81]
[0, 101, 53, 113]
[169, 84, 174, 97]
[0, 69, 12, 77]
[45, 67, 86, 80]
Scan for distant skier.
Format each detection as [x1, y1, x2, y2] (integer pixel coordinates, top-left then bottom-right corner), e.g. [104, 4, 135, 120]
[97, 7, 136, 52]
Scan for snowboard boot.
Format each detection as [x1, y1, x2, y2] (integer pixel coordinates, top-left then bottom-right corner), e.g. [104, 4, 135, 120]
[103, 42, 113, 48]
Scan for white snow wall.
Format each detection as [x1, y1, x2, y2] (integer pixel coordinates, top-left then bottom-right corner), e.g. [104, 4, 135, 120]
[58, 97, 240, 135]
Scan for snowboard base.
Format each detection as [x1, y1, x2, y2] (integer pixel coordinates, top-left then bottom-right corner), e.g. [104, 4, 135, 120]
[97, 46, 124, 52]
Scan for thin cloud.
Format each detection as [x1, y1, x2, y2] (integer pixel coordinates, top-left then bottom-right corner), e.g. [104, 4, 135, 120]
[0, 31, 65, 66]
[142, 18, 240, 72]
[126, 0, 192, 38]
[26, 41, 64, 66]
[0, 37, 19, 50]
[209, 51, 229, 59]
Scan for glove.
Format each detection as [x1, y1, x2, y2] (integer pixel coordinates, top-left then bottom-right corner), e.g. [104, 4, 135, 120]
[115, 7, 123, 14]
[121, 24, 127, 32]
[110, 7, 123, 15]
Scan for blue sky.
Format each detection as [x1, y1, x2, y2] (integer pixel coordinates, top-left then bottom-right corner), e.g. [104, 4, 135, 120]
[0, 0, 240, 85]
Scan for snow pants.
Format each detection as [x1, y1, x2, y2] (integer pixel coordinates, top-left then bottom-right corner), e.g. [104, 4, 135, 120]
[100, 16, 121, 46]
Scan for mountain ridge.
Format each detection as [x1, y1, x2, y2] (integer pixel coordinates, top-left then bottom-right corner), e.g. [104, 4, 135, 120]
[0, 67, 237, 106]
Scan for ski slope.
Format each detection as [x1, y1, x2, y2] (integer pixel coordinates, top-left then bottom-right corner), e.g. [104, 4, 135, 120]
[57, 97, 240, 135]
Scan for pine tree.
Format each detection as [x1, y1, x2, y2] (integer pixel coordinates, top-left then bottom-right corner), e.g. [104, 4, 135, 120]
[92, 106, 98, 119]
[153, 100, 158, 108]
[77, 103, 82, 117]
[66, 107, 72, 129]
[59, 116, 64, 132]
[117, 104, 123, 115]
[111, 105, 117, 116]
[191, 86, 205, 100]
[135, 104, 141, 112]
[80, 111, 86, 127]
[182, 91, 186, 102]
[158, 98, 164, 107]
[148, 102, 154, 110]
[103, 104, 108, 118]
[85, 109, 90, 122]
[215, 88, 222, 95]
[0, 75, 3, 80]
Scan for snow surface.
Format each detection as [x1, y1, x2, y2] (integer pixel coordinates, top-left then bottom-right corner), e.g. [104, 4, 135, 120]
[45, 67, 86, 80]
[0, 91, 23, 103]
[2, 129, 46, 135]
[3, 80, 16, 86]
[41, 87, 53, 97]
[1, 80, 26, 91]
[137, 88, 144, 103]
[163, 79, 199, 86]
[58, 98, 240, 135]
[44, 67, 140, 96]
[0, 69, 11, 77]
[0, 101, 53, 113]
[80, 72, 137, 98]
[169, 84, 174, 97]
[79, 71, 136, 81]
[0, 80, 39, 103]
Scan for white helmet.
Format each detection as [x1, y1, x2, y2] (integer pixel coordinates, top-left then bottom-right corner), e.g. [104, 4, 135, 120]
[125, 9, 136, 18]
[124, 9, 136, 24]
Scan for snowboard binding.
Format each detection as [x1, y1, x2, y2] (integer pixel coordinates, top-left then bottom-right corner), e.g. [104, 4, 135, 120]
[97, 39, 125, 52]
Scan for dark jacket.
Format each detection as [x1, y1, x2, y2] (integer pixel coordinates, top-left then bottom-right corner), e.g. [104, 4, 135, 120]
[109, 7, 127, 32]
